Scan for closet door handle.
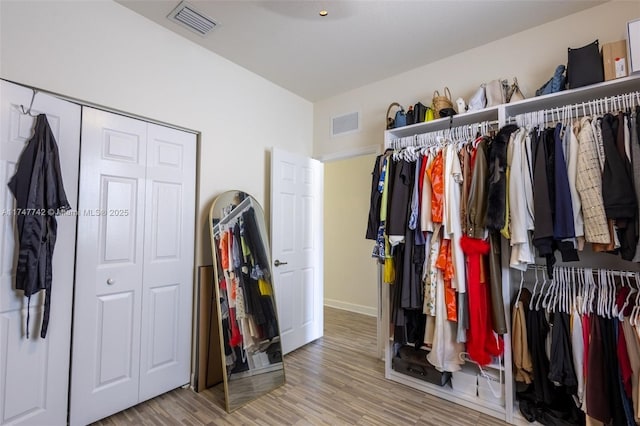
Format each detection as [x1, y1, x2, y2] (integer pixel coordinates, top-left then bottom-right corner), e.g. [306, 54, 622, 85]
[274, 259, 288, 267]
[106, 278, 115, 285]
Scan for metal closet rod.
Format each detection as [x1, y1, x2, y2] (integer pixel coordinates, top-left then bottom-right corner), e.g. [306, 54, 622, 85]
[389, 119, 500, 149]
[525, 263, 639, 278]
[1, 77, 199, 135]
[507, 90, 640, 126]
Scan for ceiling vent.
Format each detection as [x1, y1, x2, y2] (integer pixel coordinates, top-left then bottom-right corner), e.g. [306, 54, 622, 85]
[331, 112, 360, 137]
[168, 1, 218, 36]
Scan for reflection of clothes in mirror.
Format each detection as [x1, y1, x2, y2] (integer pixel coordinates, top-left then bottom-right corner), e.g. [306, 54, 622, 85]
[215, 209, 280, 374]
[242, 207, 270, 275]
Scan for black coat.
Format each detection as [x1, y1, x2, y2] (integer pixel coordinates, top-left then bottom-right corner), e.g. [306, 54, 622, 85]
[8, 114, 70, 338]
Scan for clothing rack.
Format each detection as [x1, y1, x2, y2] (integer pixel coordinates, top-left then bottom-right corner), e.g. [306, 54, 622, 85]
[517, 264, 640, 319]
[506, 90, 640, 128]
[525, 263, 639, 279]
[213, 196, 253, 236]
[388, 119, 499, 150]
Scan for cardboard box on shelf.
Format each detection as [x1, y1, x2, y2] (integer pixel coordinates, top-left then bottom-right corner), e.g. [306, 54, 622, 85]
[602, 40, 628, 81]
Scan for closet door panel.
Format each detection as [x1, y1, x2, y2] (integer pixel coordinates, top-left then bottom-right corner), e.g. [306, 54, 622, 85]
[70, 108, 147, 426]
[139, 124, 195, 401]
[0, 81, 80, 426]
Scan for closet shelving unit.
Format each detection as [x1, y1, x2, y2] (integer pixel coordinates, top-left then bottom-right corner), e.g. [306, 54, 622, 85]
[381, 73, 640, 424]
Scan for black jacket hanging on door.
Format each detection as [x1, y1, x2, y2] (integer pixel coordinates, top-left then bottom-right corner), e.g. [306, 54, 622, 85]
[7, 114, 70, 338]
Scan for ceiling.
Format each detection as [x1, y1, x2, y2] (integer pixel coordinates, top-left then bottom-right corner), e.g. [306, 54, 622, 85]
[117, 0, 605, 102]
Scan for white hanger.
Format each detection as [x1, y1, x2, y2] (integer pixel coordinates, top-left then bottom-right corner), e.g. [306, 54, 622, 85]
[562, 268, 571, 314]
[606, 270, 614, 318]
[564, 268, 571, 314]
[632, 273, 640, 325]
[529, 267, 540, 310]
[574, 268, 582, 315]
[515, 270, 525, 306]
[543, 268, 556, 311]
[536, 269, 548, 311]
[611, 271, 620, 319]
[610, 270, 617, 319]
[596, 269, 603, 317]
[618, 273, 633, 321]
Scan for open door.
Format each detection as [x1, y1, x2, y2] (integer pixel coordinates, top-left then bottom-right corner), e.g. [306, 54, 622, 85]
[270, 148, 323, 355]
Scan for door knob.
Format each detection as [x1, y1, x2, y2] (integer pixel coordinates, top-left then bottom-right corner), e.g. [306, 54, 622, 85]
[274, 259, 288, 267]
[106, 278, 115, 285]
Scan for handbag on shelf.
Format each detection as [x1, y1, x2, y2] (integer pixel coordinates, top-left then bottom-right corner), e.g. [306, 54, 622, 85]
[567, 39, 604, 89]
[431, 87, 456, 119]
[507, 77, 525, 103]
[485, 79, 508, 107]
[405, 105, 415, 125]
[535, 65, 566, 96]
[425, 107, 435, 122]
[413, 102, 435, 123]
[386, 102, 406, 129]
[467, 84, 487, 112]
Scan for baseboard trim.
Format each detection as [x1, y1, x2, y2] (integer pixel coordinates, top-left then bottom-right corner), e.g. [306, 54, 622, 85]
[324, 299, 377, 317]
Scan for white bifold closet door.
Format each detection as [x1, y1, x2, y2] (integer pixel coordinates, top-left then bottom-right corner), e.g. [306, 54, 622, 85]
[0, 82, 80, 426]
[70, 107, 195, 426]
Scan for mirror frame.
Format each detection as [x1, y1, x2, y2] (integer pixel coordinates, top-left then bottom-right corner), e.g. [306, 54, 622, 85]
[208, 190, 285, 412]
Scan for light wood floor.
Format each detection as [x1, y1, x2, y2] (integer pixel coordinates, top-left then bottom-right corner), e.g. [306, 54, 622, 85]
[94, 307, 508, 425]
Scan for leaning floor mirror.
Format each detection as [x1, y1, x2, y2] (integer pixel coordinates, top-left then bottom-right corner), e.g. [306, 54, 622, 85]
[208, 190, 284, 412]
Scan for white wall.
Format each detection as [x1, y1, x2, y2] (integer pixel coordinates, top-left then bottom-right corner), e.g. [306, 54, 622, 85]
[314, 1, 638, 159]
[324, 154, 378, 316]
[0, 0, 313, 266]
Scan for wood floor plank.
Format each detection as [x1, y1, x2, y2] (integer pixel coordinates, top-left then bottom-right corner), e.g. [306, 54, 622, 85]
[93, 307, 509, 426]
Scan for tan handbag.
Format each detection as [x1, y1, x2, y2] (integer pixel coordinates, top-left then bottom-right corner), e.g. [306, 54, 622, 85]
[485, 79, 507, 107]
[507, 77, 525, 103]
[431, 87, 455, 119]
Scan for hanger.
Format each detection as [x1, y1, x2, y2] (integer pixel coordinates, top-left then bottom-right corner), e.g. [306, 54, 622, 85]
[542, 269, 555, 311]
[536, 268, 548, 311]
[20, 89, 38, 117]
[515, 270, 525, 306]
[563, 268, 570, 314]
[613, 271, 621, 318]
[606, 270, 614, 318]
[575, 267, 584, 315]
[618, 273, 634, 321]
[632, 273, 640, 325]
[529, 267, 539, 310]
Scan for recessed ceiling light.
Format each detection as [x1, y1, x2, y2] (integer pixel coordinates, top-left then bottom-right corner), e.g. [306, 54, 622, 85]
[319, 10, 328, 17]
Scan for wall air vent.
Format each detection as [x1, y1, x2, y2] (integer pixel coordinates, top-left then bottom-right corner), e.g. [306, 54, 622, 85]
[168, 1, 218, 36]
[331, 111, 360, 136]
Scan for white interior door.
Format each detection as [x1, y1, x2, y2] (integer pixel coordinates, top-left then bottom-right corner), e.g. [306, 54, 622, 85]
[70, 108, 147, 426]
[270, 148, 323, 354]
[138, 123, 195, 401]
[0, 81, 80, 425]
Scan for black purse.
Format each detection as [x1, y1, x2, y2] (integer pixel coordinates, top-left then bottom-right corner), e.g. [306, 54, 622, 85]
[567, 40, 604, 89]
[413, 102, 429, 123]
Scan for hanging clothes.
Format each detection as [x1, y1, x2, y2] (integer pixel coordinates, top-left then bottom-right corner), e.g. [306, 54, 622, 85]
[460, 235, 503, 366]
[532, 129, 556, 277]
[512, 288, 533, 384]
[601, 113, 638, 261]
[8, 114, 71, 339]
[575, 117, 611, 245]
[365, 154, 383, 240]
[466, 138, 490, 239]
[485, 124, 517, 231]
